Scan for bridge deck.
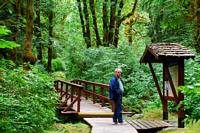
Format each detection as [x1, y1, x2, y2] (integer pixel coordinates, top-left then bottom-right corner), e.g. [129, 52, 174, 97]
[73, 98, 138, 133]
[84, 118, 138, 133]
[72, 97, 113, 117]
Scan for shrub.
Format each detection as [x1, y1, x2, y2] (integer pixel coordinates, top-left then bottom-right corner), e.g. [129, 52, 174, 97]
[180, 86, 200, 122]
[0, 60, 58, 132]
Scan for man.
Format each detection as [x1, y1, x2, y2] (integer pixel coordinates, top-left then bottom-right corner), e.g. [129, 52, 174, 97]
[109, 68, 124, 124]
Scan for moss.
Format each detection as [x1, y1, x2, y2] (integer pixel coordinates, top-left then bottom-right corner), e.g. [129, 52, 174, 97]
[23, 50, 37, 64]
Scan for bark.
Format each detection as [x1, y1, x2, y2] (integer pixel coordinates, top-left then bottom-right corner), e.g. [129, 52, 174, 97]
[127, 26, 133, 45]
[120, 0, 137, 23]
[77, 0, 86, 43]
[82, 0, 91, 48]
[113, 0, 124, 47]
[23, 0, 36, 64]
[89, 0, 101, 47]
[102, 0, 109, 46]
[35, 0, 43, 61]
[48, 6, 54, 72]
[10, 0, 21, 62]
[195, 0, 200, 52]
[109, 0, 117, 45]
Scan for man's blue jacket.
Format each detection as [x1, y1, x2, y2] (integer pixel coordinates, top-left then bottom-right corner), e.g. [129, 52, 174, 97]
[109, 76, 123, 100]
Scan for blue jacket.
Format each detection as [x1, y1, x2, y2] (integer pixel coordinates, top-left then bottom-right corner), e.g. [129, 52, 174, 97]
[109, 76, 123, 100]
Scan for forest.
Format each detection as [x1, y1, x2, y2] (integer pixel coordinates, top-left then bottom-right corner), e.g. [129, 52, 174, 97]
[0, 0, 200, 132]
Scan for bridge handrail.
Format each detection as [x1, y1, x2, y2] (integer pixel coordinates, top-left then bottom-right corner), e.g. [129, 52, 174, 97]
[71, 79, 109, 88]
[71, 79, 114, 111]
[54, 80, 83, 113]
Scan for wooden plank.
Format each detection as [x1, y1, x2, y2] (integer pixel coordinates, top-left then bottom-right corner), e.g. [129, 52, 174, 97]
[131, 120, 148, 129]
[136, 120, 152, 129]
[147, 120, 163, 127]
[155, 120, 172, 127]
[61, 111, 77, 114]
[153, 120, 170, 128]
[78, 112, 113, 118]
[84, 118, 138, 133]
[127, 120, 172, 131]
[139, 120, 156, 129]
[127, 120, 142, 129]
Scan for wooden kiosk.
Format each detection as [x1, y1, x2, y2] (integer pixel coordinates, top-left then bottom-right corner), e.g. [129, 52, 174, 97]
[140, 43, 195, 128]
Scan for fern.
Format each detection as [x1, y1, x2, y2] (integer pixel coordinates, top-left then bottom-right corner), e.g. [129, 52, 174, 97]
[0, 26, 20, 49]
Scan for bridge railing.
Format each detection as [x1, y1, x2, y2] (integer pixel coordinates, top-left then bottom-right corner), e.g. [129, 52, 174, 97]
[54, 80, 83, 113]
[71, 79, 115, 111]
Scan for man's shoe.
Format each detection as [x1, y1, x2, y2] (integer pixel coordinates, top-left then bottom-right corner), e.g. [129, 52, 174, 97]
[112, 122, 118, 125]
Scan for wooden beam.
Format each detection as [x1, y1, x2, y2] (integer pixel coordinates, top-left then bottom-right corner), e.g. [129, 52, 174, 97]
[148, 62, 163, 101]
[178, 59, 185, 128]
[163, 63, 168, 120]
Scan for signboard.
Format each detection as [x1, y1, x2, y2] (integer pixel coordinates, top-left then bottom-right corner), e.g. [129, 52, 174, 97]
[164, 65, 178, 97]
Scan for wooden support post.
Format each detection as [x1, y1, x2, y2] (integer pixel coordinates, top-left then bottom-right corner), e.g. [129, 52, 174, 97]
[101, 87, 105, 107]
[60, 82, 63, 100]
[77, 88, 82, 112]
[65, 84, 68, 105]
[112, 101, 115, 112]
[54, 81, 58, 90]
[93, 86, 96, 104]
[163, 63, 168, 120]
[178, 60, 185, 128]
[148, 63, 163, 101]
[70, 86, 74, 108]
[85, 84, 88, 100]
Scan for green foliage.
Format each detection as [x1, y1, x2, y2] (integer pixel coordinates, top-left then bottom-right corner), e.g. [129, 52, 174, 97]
[180, 86, 200, 122]
[0, 26, 11, 35]
[185, 55, 200, 85]
[159, 120, 200, 133]
[52, 58, 66, 72]
[0, 39, 20, 49]
[0, 60, 58, 132]
[180, 55, 200, 122]
[65, 44, 157, 113]
[187, 120, 200, 133]
[141, 0, 195, 47]
[44, 123, 90, 133]
[0, 26, 20, 49]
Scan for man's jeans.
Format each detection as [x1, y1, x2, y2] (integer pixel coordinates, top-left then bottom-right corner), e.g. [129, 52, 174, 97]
[113, 96, 123, 123]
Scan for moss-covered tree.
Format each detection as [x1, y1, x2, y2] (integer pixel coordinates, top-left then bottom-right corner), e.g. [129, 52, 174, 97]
[23, 0, 36, 64]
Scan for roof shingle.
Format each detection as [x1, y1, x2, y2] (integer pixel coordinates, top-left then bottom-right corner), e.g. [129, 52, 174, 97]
[140, 43, 195, 63]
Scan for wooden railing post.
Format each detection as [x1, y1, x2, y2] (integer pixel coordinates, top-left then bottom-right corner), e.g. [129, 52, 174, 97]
[93, 86, 96, 104]
[60, 82, 63, 100]
[65, 84, 68, 105]
[77, 87, 82, 112]
[85, 83, 88, 100]
[54, 81, 58, 90]
[70, 86, 74, 108]
[101, 87, 105, 107]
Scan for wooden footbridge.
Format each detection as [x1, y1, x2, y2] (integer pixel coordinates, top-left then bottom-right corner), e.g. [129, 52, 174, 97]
[54, 79, 173, 133]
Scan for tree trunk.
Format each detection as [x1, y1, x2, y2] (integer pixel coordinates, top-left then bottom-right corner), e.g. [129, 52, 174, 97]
[195, 0, 200, 52]
[113, 0, 124, 47]
[10, 0, 21, 62]
[89, 0, 101, 47]
[82, 0, 91, 48]
[102, 0, 109, 46]
[35, 0, 43, 61]
[77, 0, 86, 45]
[48, 5, 54, 73]
[75, 0, 138, 48]
[23, 0, 36, 64]
[109, 0, 117, 45]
